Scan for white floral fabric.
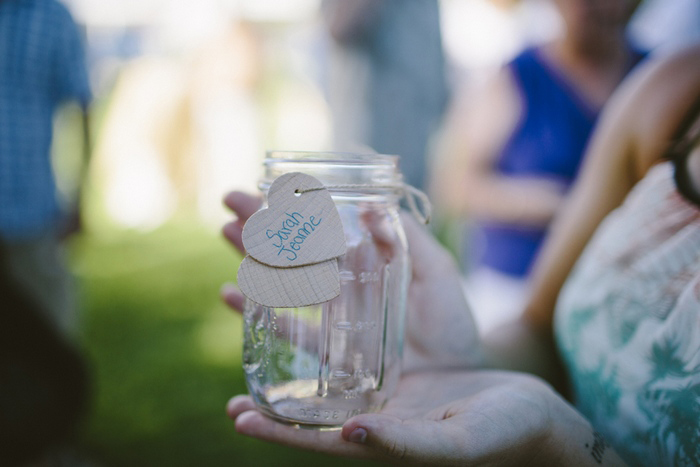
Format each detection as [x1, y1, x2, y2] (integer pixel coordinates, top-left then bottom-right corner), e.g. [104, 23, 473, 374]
[555, 162, 700, 466]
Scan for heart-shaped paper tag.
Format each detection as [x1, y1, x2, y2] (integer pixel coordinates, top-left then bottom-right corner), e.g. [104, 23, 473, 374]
[242, 172, 347, 267]
[237, 256, 340, 308]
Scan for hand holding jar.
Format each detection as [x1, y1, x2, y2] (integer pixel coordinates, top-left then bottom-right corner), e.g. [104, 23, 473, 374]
[223, 152, 481, 429]
[222, 192, 622, 466]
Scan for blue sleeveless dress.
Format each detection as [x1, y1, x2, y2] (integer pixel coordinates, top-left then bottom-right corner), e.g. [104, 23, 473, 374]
[475, 47, 641, 277]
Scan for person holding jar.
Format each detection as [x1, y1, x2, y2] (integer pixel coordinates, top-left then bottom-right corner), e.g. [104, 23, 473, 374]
[222, 43, 700, 466]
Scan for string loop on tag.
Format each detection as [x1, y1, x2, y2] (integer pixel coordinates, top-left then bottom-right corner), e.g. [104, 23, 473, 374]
[296, 183, 432, 225]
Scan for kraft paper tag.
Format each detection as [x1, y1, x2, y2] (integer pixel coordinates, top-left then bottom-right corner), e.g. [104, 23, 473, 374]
[237, 172, 345, 308]
[237, 256, 340, 308]
[242, 172, 347, 267]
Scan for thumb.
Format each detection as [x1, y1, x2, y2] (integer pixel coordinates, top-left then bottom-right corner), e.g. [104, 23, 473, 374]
[342, 414, 449, 463]
[400, 213, 458, 281]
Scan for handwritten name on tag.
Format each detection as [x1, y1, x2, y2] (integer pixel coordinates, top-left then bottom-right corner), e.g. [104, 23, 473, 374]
[242, 172, 346, 268]
[265, 211, 323, 262]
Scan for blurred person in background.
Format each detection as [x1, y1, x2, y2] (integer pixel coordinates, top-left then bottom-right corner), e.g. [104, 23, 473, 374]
[0, 0, 92, 463]
[322, 0, 449, 191]
[629, 0, 700, 53]
[0, 0, 92, 334]
[0, 248, 90, 467]
[225, 41, 700, 467]
[432, 0, 646, 333]
[92, 18, 264, 230]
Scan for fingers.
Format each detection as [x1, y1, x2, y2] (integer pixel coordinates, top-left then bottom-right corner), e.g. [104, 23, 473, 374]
[360, 209, 397, 261]
[221, 192, 256, 316]
[220, 283, 245, 313]
[223, 192, 262, 221]
[222, 192, 262, 252]
[342, 413, 449, 463]
[222, 219, 246, 253]
[230, 408, 371, 458]
[400, 213, 458, 280]
[226, 395, 256, 419]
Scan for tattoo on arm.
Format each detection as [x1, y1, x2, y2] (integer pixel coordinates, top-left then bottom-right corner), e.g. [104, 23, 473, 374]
[585, 430, 609, 464]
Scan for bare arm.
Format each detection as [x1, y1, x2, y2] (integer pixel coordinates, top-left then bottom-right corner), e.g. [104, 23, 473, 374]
[58, 103, 91, 239]
[525, 45, 700, 331]
[521, 76, 641, 331]
[229, 368, 627, 465]
[485, 44, 700, 381]
[433, 69, 567, 228]
[322, 0, 383, 44]
[78, 105, 91, 192]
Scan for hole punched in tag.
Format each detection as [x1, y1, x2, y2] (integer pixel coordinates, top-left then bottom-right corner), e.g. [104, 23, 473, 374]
[241, 172, 347, 269]
[237, 172, 347, 309]
[296, 182, 432, 225]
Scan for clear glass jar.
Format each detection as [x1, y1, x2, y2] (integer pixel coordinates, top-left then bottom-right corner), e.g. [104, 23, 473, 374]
[242, 151, 410, 428]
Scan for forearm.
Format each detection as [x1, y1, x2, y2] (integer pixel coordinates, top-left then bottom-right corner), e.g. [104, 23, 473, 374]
[457, 174, 565, 227]
[322, 0, 383, 43]
[59, 107, 90, 239]
[482, 317, 568, 391]
[521, 202, 601, 331]
[541, 391, 627, 466]
[77, 108, 91, 201]
[522, 140, 636, 330]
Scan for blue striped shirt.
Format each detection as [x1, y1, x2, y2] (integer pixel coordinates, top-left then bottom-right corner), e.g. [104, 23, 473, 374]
[0, 0, 91, 239]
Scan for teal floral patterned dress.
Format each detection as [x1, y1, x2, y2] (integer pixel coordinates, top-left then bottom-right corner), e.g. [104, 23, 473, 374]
[555, 162, 700, 466]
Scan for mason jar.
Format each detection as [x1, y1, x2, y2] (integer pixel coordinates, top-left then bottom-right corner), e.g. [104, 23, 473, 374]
[242, 151, 410, 428]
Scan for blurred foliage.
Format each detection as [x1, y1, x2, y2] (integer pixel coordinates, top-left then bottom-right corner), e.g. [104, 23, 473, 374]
[69, 222, 372, 467]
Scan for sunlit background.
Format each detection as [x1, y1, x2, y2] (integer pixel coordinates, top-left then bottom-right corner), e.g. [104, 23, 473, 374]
[45, 0, 700, 465]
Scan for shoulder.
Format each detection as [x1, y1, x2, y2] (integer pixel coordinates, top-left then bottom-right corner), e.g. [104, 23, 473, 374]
[14, 0, 74, 17]
[611, 43, 700, 177]
[38, 0, 80, 30]
[449, 66, 522, 139]
[506, 47, 542, 76]
[631, 44, 700, 129]
[8, 0, 80, 30]
[508, 47, 541, 66]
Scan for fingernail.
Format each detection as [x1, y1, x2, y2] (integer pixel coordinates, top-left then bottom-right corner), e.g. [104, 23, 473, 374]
[348, 427, 367, 444]
[225, 397, 239, 417]
[222, 222, 236, 234]
[220, 283, 236, 296]
[234, 410, 258, 435]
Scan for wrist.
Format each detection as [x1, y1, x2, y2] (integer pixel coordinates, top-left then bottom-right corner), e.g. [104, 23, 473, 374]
[539, 389, 626, 466]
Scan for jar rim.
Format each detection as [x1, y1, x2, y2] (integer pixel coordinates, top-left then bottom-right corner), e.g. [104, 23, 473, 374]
[264, 150, 399, 167]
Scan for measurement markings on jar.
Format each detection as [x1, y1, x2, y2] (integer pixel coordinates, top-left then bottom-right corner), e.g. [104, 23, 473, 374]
[297, 407, 370, 419]
[339, 270, 356, 282]
[353, 368, 373, 378]
[359, 271, 381, 283]
[346, 408, 364, 418]
[354, 321, 376, 331]
[333, 321, 377, 331]
[334, 321, 353, 331]
[331, 368, 352, 379]
[331, 368, 374, 380]
[298, 408, 341, 420]
[331, 368, 374, 381]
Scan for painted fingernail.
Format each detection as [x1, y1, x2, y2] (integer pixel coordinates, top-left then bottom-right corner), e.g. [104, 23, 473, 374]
[348, 427, 367, 444]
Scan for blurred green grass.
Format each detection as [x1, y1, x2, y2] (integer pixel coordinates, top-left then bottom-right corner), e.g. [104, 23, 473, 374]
[70, 222, 372, 467]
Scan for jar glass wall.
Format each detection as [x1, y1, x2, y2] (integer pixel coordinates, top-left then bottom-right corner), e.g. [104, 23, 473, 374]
[242, 151, 410, 428]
